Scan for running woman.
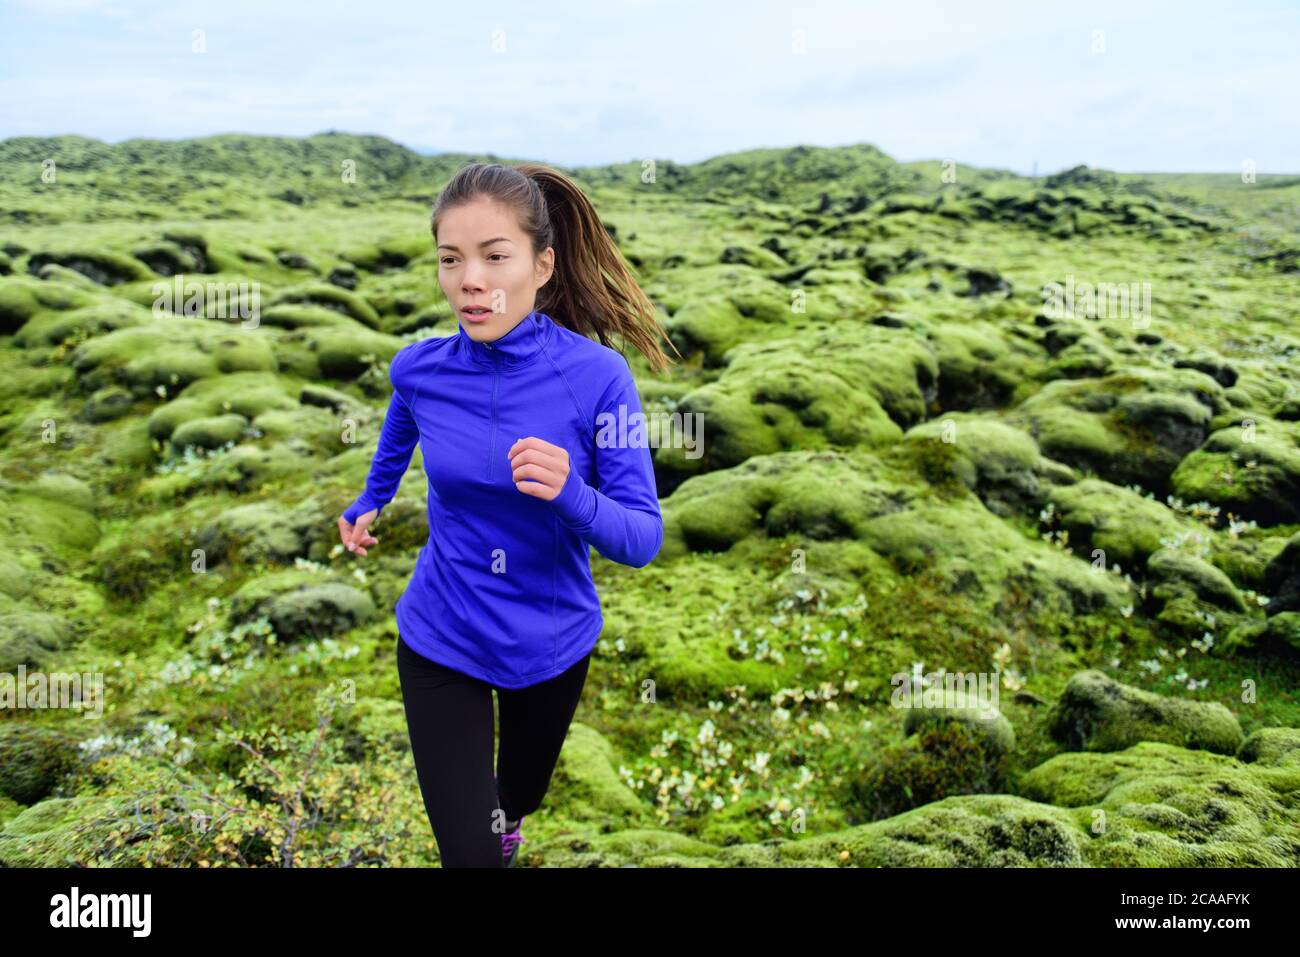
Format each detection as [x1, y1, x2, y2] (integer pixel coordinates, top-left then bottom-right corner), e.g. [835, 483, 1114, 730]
[337, 162, 679, 867]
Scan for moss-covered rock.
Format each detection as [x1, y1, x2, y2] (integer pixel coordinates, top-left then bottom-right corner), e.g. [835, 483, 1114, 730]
[146, 371, 297, 442]
[1019, 741, 1300, 866]
[269, 283, 381, 328]
[928, 320, 1041, 410]
[276, 250, 318, 272]
[800, 794, 1087, 867]
[132, 240, 200, 276]
[253, 304, 353, 330]
[902, 701, 1017, 753]
[1203, 528, 1286, 594]
[14, 298, 152, 348]
[141, 441, 309, 501]
[1, 489, 100, 554]
[327, 264, 359, 290]
[82, 385, 134, 423]
[274, 324, 401, 381]
[0, 554, 36, 601]
[298, 382, 356, 414]
[548, 722, 656, 828]
[662, 448, 918, 554]
[1262, 532, 1300, 614]
[1237, 726, 1300, 767]
[69, 318, 278, 397]
[26, 249, 153, 286]
[662, 448, 1131, 616]
[533, 793, 1089, 867]
[169, 412, 249, 452]
[0, 793, 136, 867]
[1169, 417, 1300, 526]
[159, 231, 211, 272]
[1221, 611, 1300, 656]
[104, 275, 260, 324]
[0, 611, 76, 672]
[1173, 351, 1238, 388]
[1146, 547, 1247, 612]
[0, 724, 81, 805]
[1041, 478, 1187, 569]
[662, 297, 753, 368]
[650, 264, 815, 366]
[28, 471, 95, 513]
[193, 501, 312, 566]
[1011, 367, 1228, 494]
[249, 405, 343, 448]
[0, 276, 95, 333]
[856, 709, 1015, 820]
[719, 242, 788, 270]
[1038, 318, 1121, 379]
[34, 263, 103, 288]
[1048, 669, 1244, 755]
[654, 322, 937, 485]
[530, 741, 1092, 870]
[228, 568, 376, 641]
[902, 414, 1052, 516]
[337, 235, 430, 273]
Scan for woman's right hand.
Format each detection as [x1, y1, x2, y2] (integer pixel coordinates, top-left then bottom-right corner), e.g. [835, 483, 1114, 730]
[339, 508, 380, 556]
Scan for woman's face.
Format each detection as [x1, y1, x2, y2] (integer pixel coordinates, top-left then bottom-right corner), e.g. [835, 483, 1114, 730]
[436, 195, 554, 342]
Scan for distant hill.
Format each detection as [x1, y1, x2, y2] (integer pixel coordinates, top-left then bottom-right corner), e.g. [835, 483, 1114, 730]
[4, 132, 1295, 239]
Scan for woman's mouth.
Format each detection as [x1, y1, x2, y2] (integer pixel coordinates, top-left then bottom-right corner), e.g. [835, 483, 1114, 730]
[462, 306, 492, 322]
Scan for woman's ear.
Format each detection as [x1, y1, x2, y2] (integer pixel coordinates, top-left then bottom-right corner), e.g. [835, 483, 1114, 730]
[535, 246, 555, 289]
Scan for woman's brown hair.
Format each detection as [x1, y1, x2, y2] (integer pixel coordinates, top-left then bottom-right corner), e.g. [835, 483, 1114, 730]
[430, 162, 680, 374]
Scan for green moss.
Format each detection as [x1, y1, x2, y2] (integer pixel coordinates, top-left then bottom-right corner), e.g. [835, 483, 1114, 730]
[70, 318, 277, 396]
[1170, 417, 1300, 525]
[147, 371, 297, 441]
[169, 412, 249, 452]
[1237, 726, 1300, 766]
[856, 720, 1014, 820]
[928, 320, 1041, 409]
[269, 282, 381, 328]
[1019, 741, 1300, 866]
[0, 724, 81, 805]
[228, 569, 376, 641]
[1012, 367, 1229, 492]
[902, 414, 1048, 513]
[0, 276, 95, 333]
[1048, 670, 1244, 755]
[1147, 546, 1247, 612]
[27, 249, 153, 285]
[1045, 478, 1186, 568]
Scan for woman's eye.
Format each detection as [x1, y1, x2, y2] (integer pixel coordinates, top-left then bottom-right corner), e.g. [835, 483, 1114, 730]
[440, 257, 456, 266]
[489, 253, 507, 262]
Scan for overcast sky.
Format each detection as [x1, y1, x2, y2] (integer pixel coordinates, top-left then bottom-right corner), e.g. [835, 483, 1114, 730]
[1, 0, 1295, 174]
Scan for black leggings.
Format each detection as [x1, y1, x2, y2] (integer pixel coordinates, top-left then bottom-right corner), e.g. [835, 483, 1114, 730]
[395, 632, 591, 867]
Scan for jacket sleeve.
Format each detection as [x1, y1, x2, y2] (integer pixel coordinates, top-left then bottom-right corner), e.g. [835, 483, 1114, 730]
[340, 379, 420, 525]
[547, 365, 663, 567]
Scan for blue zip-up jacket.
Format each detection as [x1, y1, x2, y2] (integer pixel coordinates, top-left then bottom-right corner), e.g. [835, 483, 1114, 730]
[340, 309, 663, 688]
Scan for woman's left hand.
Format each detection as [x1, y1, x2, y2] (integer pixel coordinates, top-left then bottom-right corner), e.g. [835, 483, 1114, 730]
[508, 436, 571, 501]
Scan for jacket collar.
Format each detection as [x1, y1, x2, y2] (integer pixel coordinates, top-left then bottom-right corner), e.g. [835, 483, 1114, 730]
[457, 309, 553, 368]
